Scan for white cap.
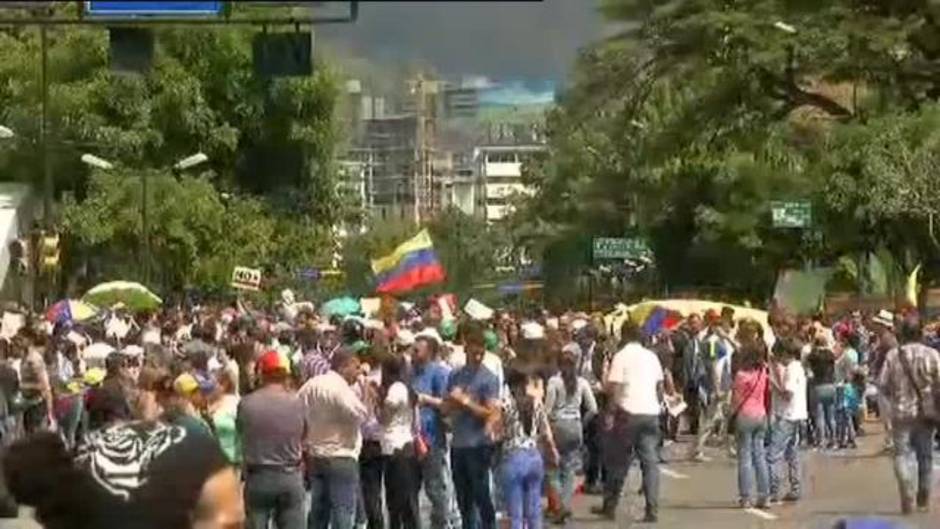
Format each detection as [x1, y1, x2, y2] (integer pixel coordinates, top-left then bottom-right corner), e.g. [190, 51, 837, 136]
[396, 329, 416, 347]
[122, 345, 144, 357]
[521, 322, 545, 340]
[415, 327, 443, 345]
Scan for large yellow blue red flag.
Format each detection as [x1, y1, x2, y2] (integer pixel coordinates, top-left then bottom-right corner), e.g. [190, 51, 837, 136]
[371, 230, 446, 294]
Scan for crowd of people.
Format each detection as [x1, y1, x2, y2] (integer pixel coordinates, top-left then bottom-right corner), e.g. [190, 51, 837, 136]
[0, 292, 935, 529]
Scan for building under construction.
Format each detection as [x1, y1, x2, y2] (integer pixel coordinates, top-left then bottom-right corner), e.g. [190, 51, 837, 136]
[340, 75, 548, 224]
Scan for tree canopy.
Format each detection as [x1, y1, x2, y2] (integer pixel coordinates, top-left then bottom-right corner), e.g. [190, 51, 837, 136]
[0, 4, 347, 293]
[518, 0, 940, 305]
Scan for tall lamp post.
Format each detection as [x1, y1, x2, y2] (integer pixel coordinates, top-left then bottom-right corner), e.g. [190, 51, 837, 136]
[81, 152, 208, 284]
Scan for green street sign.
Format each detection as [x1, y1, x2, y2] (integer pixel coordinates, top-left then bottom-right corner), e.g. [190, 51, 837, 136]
[593, 237, 651, 260]
[771, 200, 811, 229]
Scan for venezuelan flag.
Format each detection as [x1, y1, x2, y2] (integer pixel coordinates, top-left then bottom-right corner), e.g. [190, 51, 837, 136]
[372, 230, 446, 294]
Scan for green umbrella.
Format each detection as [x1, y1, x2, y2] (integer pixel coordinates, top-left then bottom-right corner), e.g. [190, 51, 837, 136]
[83, 281, 162, 311]
[322, 296, 361, 317]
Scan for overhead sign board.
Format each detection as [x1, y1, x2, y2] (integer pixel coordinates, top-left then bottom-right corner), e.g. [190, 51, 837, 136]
[84, 1, 223, 19]
[0, 2, 54, 9]
[231, 266, 262, 291]
[771, 200, 811, 229]
[593, 237, 651, 261]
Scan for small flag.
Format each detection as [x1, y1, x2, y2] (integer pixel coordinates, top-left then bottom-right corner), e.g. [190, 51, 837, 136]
[371, 230, 446, 295]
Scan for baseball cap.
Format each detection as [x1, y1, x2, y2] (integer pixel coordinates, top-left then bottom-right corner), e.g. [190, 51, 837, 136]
[173, 373, 215, 397]
[257, 350, 290, 376]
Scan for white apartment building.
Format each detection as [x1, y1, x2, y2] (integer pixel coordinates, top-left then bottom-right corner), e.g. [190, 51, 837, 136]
[474, 144, 544, 222]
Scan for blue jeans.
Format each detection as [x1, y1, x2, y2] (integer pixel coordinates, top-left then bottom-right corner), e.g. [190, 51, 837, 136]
[500, 448, 544, 529]
[835, 387, 856, 446]
[813, 384, 837, 446]
[420, 443, 461, 529]
[452, 445, 496, 529]
[244, 468, 306, 529]
[308, 457, 360, 529]
[767, 417, 801, 499]
[735, 416, 769, 503]
[892, 419, 936, 508]
[602, 412, 660, 514]
[547, 446, 580, 513]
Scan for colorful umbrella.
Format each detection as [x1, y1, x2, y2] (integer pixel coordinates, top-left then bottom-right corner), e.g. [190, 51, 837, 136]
[83, 281, 162, 311]
[45, 299, 98, 324]
[321, 296, 361, 317]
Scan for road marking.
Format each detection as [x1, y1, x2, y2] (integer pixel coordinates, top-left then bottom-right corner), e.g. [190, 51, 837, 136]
[659, 467, 689, 479]
[744, 508, 778, 521]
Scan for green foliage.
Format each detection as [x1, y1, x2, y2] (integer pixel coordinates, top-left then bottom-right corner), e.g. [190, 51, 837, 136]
[517, 0, 940, 305]
[0, 17, 347, 294]
[61, 170, 333, 293]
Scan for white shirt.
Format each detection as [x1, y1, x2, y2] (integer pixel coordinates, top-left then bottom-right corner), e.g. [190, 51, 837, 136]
[298, 371, 368, 459]
[774, 360, 808, 421]
[607, 342, 664, 415]
[381, 382, 414, 455]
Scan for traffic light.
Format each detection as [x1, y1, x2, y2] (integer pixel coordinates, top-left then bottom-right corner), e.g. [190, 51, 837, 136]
[8, 238, 29, 275]
[39, 232, 60, 270]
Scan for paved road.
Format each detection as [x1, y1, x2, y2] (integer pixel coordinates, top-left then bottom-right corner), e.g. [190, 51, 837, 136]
[1, 424, 937, 528]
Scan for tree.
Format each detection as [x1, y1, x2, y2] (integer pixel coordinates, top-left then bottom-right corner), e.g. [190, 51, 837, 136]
[517, 0, 940, 305]
[0, 5, 348, 293]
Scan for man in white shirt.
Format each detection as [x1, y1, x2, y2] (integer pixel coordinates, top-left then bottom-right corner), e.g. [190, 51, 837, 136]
[768, 337, 808, 504]
[297, 348, 368, 529]
[592, 320, 663, 523]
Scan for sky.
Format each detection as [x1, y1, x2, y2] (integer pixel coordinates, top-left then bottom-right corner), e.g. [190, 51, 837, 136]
[316, 0, 606, 83]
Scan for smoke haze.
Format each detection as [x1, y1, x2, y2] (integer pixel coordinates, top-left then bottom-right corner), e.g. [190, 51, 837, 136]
[316, 0, 605, 81]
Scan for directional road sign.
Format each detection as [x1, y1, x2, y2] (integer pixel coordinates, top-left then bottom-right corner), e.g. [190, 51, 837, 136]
[593, 237, 651, 260]
[771, 200, 812, 229]
[85, 1, 223, 19]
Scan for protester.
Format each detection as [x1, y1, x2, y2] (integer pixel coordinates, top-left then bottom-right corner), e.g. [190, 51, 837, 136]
[445, 322, 501, 529]
[730, 343, 770, 509]
[380, 354, 422, 529]
[209, 367, 241, 466]
[870, 310, 899, 451]
[768, 336, 807, 504]
[498, 366, 558, 529]
[3, 422, 244, 529]
[411, 335, 461, 529]
[299, 348, 368, 529]
[544, 344, 597, 524]
[594, 319, 662, 523]
[238, 350, 307, 529]
[85, 352, 134, 431]
[878, 315, 940, 514]
[807, 333, 838, 449]
[690, 311, 732, 461]
[162, 372, 215, 438]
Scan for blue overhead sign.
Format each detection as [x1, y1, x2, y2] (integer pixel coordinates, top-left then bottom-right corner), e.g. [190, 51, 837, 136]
[85, 1, 223, 18]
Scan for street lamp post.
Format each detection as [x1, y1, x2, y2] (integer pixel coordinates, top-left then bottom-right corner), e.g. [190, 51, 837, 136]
[81, 152, 208, 284]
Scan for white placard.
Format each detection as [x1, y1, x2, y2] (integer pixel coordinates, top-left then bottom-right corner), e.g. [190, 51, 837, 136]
[231, 266, 262, 291]
[0, 312, 24, 339]
[464, 299, 494, 321]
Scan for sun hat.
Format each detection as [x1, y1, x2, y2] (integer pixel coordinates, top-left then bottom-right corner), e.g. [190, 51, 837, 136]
[872, 309, 895, 329]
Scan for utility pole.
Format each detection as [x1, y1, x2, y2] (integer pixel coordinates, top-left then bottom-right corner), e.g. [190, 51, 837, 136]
[414, 74, 425, 224]
[40, 24, 51, 226]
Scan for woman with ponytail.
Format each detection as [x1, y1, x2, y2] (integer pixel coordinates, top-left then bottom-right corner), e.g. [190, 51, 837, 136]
[544, 345, 598, 524]
[499, 367, 559, 529]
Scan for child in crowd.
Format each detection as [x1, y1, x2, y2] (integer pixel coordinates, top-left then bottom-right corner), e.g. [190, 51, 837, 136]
[838, 372, 864, 449]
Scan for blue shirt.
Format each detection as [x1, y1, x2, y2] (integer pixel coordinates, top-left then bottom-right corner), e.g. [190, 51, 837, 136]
[412, 360, 451, 449]
[447, 364, 499, 449]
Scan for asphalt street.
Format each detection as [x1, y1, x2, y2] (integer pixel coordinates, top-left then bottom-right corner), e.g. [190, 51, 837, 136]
[0, 423, 937, 529]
